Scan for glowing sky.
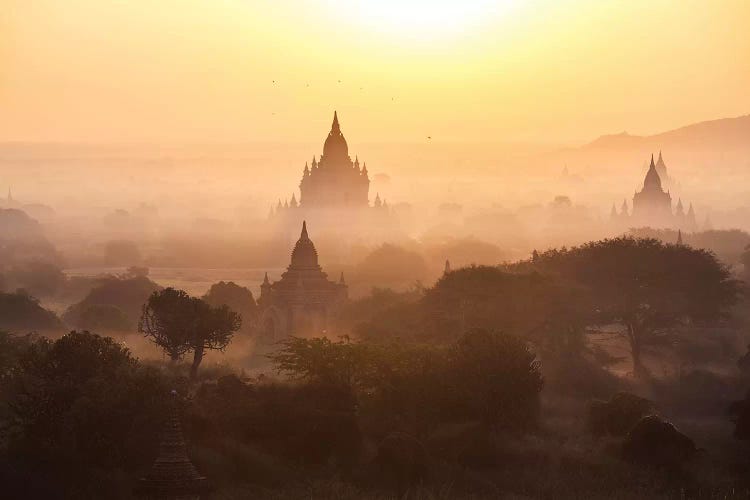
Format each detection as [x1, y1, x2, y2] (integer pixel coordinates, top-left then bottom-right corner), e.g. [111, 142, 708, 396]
[2, 0, 749, 143]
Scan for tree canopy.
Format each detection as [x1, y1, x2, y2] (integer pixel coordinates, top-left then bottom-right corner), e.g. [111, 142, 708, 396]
[511, 237, 741, 373]
[139, 287, 241, 379]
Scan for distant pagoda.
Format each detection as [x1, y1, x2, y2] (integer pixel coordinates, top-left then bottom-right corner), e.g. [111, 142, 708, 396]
[135, 390, 209, 500]
[611, 152, 697, 230]
[257, 221, 348, 339]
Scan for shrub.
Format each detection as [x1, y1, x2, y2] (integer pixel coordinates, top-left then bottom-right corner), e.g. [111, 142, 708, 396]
[588, 392, 654, 436]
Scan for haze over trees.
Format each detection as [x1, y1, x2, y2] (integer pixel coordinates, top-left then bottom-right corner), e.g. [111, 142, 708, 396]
[512, 237, 740, 373]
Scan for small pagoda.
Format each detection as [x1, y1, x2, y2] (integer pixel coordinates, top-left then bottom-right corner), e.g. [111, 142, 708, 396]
[134, 390, 210, 500]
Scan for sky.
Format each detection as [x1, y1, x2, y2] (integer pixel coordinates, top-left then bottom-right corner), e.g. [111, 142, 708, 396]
[2, 0, 749, 144]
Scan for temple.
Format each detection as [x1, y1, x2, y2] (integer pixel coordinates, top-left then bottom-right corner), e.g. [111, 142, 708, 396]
[256, 221, 348, 340]
[135, 390, 209, 499]
[270, 112, 395, 217]
[611, 153, 697, 230]
[300, 111, 369, 208]
[632, 154, 673, 222]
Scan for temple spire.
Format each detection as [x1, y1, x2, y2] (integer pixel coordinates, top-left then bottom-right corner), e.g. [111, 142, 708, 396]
[677, 229, 683, 245]
[339, 272, 346, 285]
[263, 272, 270, 285]
[300, 220, 308, 239]
[332, 111, 340, 132]
[444, 259, 451, 275]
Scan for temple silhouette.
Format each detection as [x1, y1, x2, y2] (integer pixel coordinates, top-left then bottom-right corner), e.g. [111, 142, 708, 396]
[611, 152, 698, 230]
[135, 390, 209, 499]
[270, 112, 391, 228]
[256, 221, 348, 340]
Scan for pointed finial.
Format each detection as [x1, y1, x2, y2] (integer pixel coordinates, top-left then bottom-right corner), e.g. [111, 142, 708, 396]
[263, 272, 270, 285]
[677, 229, 683, 245]
[444, 259, 451, 274]
[339, 272, 345, 285]
[332, 111, 340, 132]
[301, 220, 308, 239]
[650, 154, 655, 168]
[7, 187, 12, 202]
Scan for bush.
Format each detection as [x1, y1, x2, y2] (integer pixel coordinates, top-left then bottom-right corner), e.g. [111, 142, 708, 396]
[622, 416, 697, 468]
[588, 392, 654, 436]
[190, 375, 361, 467]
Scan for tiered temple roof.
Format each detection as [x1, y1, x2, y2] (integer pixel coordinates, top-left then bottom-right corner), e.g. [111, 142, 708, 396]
[135, 390, 209, 499]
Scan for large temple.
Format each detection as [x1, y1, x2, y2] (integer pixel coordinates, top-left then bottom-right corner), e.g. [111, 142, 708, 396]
[299, 111, 370, 208]
[270, 112, 391, 218]
[611, 152, 697, 230]
[256, 221, 348, 340]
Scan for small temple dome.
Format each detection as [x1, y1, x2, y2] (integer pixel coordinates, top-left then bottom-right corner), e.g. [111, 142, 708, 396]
[290, 221, 319, 269]
[322, 111, 349, 160]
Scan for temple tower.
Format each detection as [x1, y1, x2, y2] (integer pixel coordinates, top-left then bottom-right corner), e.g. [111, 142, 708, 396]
[135, 390, 209, 500]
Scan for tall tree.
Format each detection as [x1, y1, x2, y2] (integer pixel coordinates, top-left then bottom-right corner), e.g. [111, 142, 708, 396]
[521, 237, 740, 374]
[139, 288, 241, 379]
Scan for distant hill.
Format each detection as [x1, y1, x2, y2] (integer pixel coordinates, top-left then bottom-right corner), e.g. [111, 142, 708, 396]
[583, 114, 750, 153]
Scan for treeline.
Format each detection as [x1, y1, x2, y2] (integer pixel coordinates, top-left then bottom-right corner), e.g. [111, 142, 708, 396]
[2, 236, 750, 498]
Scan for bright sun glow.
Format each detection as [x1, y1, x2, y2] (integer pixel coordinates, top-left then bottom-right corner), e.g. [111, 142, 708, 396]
[330, 0, 518, 41]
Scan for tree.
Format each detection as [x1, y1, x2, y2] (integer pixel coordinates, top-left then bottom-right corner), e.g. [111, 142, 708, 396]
[521, 237, 740, 374]
[353, 244, 429, 288]
[448, 328, 543, 429]
[76, 304, 131, 332]
[203, 281, 257, 328]
[0, 290, 63, 332]
[268, 336, 362, 389]
[5, 261, 66, 297]
[63, 273, 160, 329]
[424, 265, 592, 349]
[139, 288, 241, 379]
[0, 331, 168, 498]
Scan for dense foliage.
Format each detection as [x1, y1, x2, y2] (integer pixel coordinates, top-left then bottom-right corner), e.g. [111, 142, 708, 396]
[0, 290, 63, 332]
[269, 329, 543, 434]
[63, 274, 161, 330]
[509, 237, 741, 372]
[0, 331, 168, 498]
[140, 287, 241, 378]
[203, 280, 258, 329]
